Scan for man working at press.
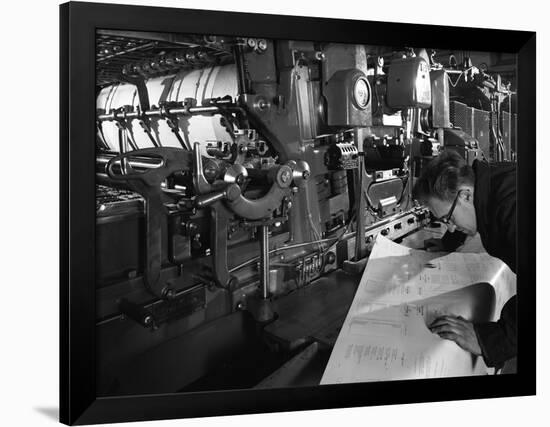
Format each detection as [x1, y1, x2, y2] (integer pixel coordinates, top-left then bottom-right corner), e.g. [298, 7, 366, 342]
[412, 150, 516, 374]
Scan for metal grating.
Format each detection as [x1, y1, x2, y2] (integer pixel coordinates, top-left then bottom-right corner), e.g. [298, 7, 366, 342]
[450, 101, 472, 135]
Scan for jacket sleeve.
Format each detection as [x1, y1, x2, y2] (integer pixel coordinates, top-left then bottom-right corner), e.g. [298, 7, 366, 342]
[495, 191, 517, 272]
[441, 230, 467, 251]
[473, 295, 517, 368]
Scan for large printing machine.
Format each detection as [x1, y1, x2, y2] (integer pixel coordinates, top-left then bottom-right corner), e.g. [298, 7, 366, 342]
[95, 30, 516, 395]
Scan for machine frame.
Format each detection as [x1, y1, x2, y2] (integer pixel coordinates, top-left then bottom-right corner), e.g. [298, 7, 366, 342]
[60, 1, 536, 424]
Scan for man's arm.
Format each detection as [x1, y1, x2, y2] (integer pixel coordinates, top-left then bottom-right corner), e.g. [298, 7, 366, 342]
[473, 296, 517, 368]
[429, 315, 482, 356]
[472, 178, 517, 368]
[429, 298, 517, 368]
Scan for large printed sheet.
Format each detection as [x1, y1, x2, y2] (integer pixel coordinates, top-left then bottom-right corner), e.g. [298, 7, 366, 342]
[320, 236, 516, 384]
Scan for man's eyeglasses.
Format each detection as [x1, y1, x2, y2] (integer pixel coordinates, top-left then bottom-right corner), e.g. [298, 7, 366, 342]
[434, 190, 462, 224]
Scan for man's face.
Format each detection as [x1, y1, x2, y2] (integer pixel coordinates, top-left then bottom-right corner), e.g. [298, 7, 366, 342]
[426, 189, 477, 236]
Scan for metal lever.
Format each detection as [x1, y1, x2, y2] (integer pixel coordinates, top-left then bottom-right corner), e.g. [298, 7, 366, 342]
[106, 148, 193, 298]
[193, 142, 213, 194]
[195, 184, 241, 208]
[259, 225, 270, 301]
[245, 223, 275, 323]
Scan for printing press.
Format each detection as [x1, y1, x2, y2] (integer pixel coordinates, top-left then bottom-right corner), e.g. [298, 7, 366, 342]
[95, 30, 516, 394]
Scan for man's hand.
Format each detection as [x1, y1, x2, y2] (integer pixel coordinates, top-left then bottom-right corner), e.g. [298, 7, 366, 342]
[429, 315, 482, 356]
[424, 238, 445, 252]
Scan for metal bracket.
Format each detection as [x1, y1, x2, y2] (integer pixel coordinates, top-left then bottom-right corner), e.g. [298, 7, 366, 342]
[113, 106, 139, 152]
[137, 110, 160, 147]
[119, 286, 205, 330]
[159, 101, 192, 150]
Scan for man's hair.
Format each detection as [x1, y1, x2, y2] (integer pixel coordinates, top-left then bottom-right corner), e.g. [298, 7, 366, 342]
[412, 150, 475, 203]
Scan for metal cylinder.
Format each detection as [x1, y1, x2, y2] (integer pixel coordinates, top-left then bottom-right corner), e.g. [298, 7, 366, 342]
[259, 225, 270, 300]
[96, 64, 238, 153]
[97, 153, 162, 169]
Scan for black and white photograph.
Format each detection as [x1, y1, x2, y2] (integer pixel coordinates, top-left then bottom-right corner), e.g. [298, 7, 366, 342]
[95, 28, 520, 395]
[4, 0, 547, 426]
[63, 1, 537, 423]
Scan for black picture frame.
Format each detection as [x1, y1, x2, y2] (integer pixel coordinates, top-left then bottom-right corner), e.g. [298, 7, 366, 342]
[60, 1, 536, 424]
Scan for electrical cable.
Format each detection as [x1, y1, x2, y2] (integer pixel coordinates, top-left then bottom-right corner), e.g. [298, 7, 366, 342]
[447, 66, 474, 88]
[228, 236, 341, 273]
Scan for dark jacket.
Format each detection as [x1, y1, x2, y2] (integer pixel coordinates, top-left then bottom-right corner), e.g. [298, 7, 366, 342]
[441, 160, 517, 368]
[471, 160, 517, 369]
[473, 160, 517, 273]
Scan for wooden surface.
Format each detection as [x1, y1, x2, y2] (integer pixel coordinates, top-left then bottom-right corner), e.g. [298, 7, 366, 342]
[265, 269, 362, 349]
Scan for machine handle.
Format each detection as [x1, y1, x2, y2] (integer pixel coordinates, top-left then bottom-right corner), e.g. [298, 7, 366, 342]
[106, 147, 193, 188]
[195, 184, 241, 208]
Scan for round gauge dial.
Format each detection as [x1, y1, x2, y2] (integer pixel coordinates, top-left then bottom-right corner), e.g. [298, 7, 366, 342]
[353, 77, 370, 109]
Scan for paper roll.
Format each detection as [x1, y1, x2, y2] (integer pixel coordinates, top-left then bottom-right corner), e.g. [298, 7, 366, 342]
[97, 64, 239, 155]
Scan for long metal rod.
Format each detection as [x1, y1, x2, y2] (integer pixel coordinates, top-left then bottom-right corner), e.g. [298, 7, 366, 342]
[97, 154, 162, 170]
[97, 41, 158, 62]
[98, 106, 220, 121]
[259, 225, 270, 299]
[354, 129, 366, 261]
[229, 237, 338, 273]
[97, 101, 236, 122]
